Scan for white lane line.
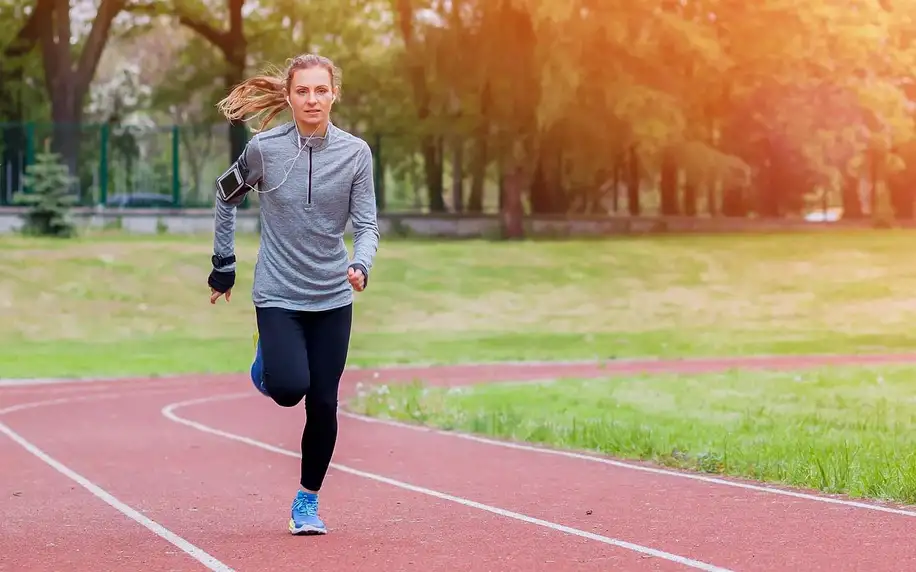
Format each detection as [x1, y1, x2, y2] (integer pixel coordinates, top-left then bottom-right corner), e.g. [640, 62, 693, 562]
[0, 393, 156, 416]
[0, 375, 173, 387]
[163, 393, 734, 572]
[0, 387, 211, 417]
[0, 420, 234, 572]
[339, 410, 916, 518]
[1, 396, 89, 415]
[0, 373, 233, 388]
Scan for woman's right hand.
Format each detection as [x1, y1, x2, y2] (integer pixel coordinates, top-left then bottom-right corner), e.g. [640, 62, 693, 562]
[208, 268, 236, 304]
[210, 287, 232, 304]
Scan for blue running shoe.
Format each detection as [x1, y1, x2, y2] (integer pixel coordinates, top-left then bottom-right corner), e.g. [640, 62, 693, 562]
[289, 490, 327, 535]
[249, 332, 269, 397]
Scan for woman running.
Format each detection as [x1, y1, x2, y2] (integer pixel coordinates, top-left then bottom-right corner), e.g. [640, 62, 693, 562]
[206, 53, 380, 536]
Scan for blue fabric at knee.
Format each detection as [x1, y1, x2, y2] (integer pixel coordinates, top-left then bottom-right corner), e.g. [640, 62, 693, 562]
[250, 339, 264, 384]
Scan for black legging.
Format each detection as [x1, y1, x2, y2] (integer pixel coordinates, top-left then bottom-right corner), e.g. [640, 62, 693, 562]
[255, 303, 352, 492]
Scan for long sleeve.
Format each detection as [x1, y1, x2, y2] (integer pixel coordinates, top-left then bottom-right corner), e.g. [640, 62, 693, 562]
[349, 142, 380, 275]
[212, 134, 264, 272]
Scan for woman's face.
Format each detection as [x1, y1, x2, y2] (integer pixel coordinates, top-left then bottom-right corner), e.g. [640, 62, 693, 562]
[288, 66, 336, 132]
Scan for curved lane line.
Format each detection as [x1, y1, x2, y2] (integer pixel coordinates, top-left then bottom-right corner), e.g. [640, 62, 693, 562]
[163, 393, 734, 572]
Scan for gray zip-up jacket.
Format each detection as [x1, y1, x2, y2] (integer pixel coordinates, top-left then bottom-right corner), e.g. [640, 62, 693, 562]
[212, 121, 380, 312]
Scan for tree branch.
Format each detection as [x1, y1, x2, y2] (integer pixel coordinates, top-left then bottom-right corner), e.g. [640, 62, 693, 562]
[122, 1, 166, 16]
[74, 0, 127, 97]
[178, 13, 231, 54]
[4, 0, 53, 58]
[39, 0, 67, 93]
[123, 0, 233, 55]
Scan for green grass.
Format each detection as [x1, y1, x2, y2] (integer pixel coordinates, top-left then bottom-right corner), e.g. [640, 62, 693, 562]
[348, 364, 916, 504]
[5, 228, 916, 377]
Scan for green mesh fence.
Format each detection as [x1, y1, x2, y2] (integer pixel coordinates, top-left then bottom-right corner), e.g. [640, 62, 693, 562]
[0, 121, 501, 212]
[0, 121, 238, 208]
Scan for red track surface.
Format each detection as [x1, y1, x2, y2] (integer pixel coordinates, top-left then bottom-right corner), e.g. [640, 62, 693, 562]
[5, 353, 916, 571]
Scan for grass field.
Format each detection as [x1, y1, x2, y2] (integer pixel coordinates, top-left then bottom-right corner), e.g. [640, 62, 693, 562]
[6, 227, 916, 502]
[4, 228, 916, 378]
[349, 364, 916, 504]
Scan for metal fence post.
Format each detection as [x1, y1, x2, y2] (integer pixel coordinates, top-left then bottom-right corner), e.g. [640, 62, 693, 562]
[374, 132, 384, 211]
[23, 122, 34, 193]
[99, 123, 109, 205]
[171, 124, 180, 206]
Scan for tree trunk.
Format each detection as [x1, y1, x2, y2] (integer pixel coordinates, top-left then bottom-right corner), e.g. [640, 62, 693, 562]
[888, 177, 915, 220]
[466, 83, 491, 213]
[721, 187, 747, 217]
[451, 136, 464, 212]
[170, 0, 248, 163]
[757, 166, 781, 218]
[683, 179, 697, 216]
[395, 0, 446, 212]
[39, 0, 123, 187]
[0, 0, 50, 120]
[500, 161, 524, 239]
[226, 0, 246, 162]
[612, 156, 620, 213]
[658, 148, 678, 215]
[626, 146, 640, 216]
[421, 135, 444, 211]
[841, 174, 864, 219]
[707, 181, 717, 215]
[528, 150, 549, 213]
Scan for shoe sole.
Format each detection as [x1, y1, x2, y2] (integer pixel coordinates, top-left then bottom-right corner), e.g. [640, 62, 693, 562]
[289, 519, 327, 535]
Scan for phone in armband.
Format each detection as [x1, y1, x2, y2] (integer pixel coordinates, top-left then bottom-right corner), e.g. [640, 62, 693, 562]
[216, 161, 248, 202]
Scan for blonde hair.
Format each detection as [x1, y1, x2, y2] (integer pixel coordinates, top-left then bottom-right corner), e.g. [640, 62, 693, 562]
[216, 53, 341, 132]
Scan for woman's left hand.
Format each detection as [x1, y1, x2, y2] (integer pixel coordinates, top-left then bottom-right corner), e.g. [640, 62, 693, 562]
[347, 266, 366, 291]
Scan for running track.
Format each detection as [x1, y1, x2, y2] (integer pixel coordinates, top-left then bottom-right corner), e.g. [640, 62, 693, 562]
[5, 353, 916, 571]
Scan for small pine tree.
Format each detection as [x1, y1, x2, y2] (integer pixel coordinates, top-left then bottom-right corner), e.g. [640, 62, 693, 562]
[14, 144, 79, 238]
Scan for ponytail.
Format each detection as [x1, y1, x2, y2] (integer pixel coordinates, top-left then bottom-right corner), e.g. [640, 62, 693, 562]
[216, 74, 288, 133]
[216, 54, 341, 133]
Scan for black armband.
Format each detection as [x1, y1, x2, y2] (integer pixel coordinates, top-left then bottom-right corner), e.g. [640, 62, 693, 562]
[216, 153, 251, 203]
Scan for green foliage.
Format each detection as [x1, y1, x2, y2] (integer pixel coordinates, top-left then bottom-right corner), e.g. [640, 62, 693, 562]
[14, 148, 78, 238]
[7, 0, 916, 216]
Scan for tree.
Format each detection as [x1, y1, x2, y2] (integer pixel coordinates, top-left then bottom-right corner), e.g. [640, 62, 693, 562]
[0, 0, 53, 201]
[0, 0, 50, 121]
[14, 142, 78, 237]
[39, 0, 127, 176]
[128, 0, 250, 163]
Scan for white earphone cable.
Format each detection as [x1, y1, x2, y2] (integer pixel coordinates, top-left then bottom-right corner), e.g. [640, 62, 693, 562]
[245, 96, 336, 196]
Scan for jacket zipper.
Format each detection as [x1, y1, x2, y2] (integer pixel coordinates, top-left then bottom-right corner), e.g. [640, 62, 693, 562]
[307, 146, 313, 205]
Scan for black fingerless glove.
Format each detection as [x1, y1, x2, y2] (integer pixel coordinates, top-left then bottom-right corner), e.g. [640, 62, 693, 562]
[348, 262, 369, 289]
[208, 269, 236, 293]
